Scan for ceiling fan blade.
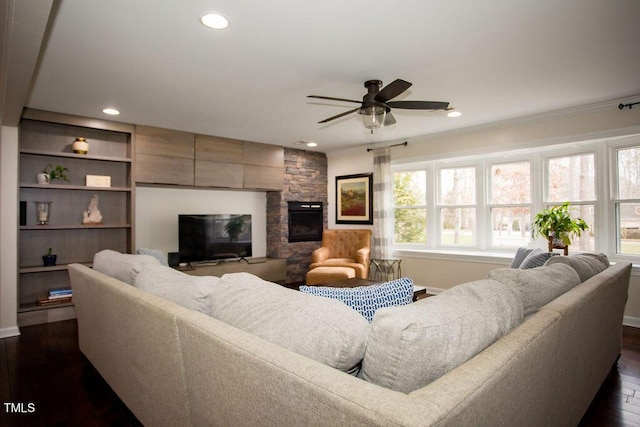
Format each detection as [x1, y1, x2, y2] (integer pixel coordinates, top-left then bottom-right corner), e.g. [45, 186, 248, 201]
[375, 79, 412, 102]
[384, 112, 396, 126]
[387, 100, 450, 110]
[318, 107, 360, 124]
[308, 95, 361, 104]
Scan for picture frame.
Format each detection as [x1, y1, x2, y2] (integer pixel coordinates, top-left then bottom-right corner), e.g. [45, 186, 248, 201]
[335, 173, 373, 224]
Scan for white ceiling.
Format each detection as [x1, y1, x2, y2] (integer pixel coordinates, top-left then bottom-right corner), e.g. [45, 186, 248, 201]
[21, 0, 640, 152]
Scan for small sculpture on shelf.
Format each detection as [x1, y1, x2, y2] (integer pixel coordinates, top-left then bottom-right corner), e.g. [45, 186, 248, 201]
[82, 194, 103, 225]
[42, 248, 57, 266]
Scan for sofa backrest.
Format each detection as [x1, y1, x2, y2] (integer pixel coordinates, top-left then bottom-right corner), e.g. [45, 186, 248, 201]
[69, 264, 192, 427]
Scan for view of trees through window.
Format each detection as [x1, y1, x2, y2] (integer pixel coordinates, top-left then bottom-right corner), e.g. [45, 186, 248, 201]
[439, 167, 475, 245]
[617, 147, 640, 255]
[547, 153, 595, 251]
[393, 171, 426, 243]
[392, 139, 640, 257]
[490, 162, 531, 247]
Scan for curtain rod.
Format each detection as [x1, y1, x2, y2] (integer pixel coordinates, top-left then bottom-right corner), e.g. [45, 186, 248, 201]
[619, 101, 640, 110]
[366, 141, 408, 152]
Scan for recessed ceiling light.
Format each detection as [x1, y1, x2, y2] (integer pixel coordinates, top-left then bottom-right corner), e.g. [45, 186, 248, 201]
[447, 111, 462, 118]
[306, 142, 318, 147]
[102, 108, 120, 115]
[200, 13, 229, 29]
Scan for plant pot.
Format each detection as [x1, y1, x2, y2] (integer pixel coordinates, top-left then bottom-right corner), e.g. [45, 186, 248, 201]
[42, 254, 57, 266]
[36, 173, 49, 184]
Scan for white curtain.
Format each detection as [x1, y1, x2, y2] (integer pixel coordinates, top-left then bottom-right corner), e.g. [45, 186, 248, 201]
[372, 147, 393, 259]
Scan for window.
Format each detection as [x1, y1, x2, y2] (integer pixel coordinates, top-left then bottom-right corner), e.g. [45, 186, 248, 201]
[616, 146, 640, 255]
[546, 153, 595, 251]
[393, 171, 426, 243]
[392, 134, 640, 261]
[489, 161, 531, 247]
[438, 167, 475, 246]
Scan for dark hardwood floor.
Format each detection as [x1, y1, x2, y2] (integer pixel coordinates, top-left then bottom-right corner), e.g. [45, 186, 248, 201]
[1, 320, 640, 426]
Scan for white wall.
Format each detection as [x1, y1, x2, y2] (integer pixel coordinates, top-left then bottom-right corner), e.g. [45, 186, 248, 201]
[135, 187, 267, 258]
[327, 102, 640, 324]
[0, 126, 20, 337]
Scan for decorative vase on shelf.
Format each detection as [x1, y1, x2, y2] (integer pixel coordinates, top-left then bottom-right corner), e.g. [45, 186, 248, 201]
[72, 137, 89, 154]
[36, 173, 49, 184]
[34, 201, 52, 225]
[42, 248, 57, 266]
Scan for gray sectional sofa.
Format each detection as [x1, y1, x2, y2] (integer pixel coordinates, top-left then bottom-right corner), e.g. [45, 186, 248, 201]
[69, 250, 631, 426]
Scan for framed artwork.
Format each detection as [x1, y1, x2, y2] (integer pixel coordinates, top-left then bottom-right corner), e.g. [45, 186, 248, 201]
[336, 173, 373, 224]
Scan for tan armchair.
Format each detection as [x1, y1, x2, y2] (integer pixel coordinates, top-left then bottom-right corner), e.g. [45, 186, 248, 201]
[309, 229, 372, 279]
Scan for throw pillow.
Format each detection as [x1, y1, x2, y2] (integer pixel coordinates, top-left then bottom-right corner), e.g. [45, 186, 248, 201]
[544, 252, 609, 282]
[361, 278, 523, 393]
[210, 272, 370, 373]
[134, 265, 218, 314]
[136, 248, 169, 266]
[509, 247, 534, 268]
[519, 249, 558, 269]
[488, 263, 581, 316]
[299, 277, 414, 323]
[93, 249, 161, 285]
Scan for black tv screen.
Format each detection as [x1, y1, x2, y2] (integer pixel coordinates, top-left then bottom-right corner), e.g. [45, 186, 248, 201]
[179, 214, 252, 263]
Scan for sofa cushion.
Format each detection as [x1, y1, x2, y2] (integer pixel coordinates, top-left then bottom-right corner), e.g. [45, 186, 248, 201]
[93, 249, 161, 285]
[210, 272, 369, 373]
[544, 252, 609, 282]
[361, 279, 523, 393]
[488, 263, 581, 316]
[134, 265, 218, 314]
[299, 277, 414, 322]
[519, 248, 558, 269]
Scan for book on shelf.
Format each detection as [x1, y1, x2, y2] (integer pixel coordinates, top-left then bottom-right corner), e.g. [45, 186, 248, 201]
[37, 296, 72, 306]
[49, 287, 73, 297]
[48, 293, 73, 300]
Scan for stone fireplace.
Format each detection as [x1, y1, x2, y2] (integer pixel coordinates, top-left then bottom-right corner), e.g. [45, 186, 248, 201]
[267, 148, 327, 283]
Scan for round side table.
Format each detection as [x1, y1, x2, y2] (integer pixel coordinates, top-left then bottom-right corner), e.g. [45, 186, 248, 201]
[370, 258, 402, 282]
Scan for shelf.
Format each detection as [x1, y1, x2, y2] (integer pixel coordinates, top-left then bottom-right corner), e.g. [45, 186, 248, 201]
[20, 183, 132, 192]
[20, 148, 131, 163]
[20, 262, 92, 274]
[20, 224, 131, 230]
[18, 301, 74, 313]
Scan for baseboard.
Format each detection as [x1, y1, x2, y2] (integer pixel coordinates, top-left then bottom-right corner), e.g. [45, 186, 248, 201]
[624, 316, 640, 329]
[0, 326, 20, 339]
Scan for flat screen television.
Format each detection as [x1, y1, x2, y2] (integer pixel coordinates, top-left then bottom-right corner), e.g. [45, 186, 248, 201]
[179, 214, 252, 263]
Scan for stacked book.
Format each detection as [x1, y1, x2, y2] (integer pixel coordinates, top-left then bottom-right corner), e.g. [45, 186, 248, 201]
[36, 288, 73, 306]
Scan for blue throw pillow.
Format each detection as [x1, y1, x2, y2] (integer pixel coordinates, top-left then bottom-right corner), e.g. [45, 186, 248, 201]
[519, 251, 558, 269]
[299, 277, 414, 322]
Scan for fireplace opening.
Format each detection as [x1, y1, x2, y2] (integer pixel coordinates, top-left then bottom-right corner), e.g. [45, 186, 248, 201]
[288, 202, 323, 242]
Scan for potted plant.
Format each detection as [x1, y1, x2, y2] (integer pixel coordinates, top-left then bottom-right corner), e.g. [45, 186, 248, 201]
[42, 248, 57, 266]
[39, 164, 70, 184]
[532, 201, 589, 254]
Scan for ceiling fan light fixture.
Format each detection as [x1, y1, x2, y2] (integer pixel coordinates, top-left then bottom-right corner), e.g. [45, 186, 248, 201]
[200, 13, 229, 29]
[360, 105, 386, 132]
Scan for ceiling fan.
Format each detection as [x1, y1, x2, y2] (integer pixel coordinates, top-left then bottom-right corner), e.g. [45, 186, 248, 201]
[308, 79, 450, 132]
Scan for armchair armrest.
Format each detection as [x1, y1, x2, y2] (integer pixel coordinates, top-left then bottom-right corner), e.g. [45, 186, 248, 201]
[311, 247, 330, 263]
[356, 247, 370, 268]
